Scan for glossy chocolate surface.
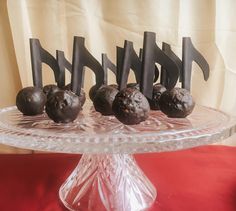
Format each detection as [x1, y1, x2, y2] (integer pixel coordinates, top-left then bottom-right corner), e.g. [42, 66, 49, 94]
[16, 87, 46, 116]
[148, 83, 166, 110]
[159, 88, 195, 118]
[112, 88, 150, 125]
[93, 85, 119, 115]
[62, 83, 86, 106]
[45, 90, 81, 123]
[43, 84, 60, 99]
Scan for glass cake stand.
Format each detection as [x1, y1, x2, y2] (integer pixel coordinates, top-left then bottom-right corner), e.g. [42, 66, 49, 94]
[0, 104, 236, 211]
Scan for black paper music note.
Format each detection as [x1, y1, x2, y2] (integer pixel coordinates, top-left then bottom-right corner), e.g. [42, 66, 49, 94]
[102, 54, 117, 85]
[117, 40, 142, 90]
[139, 49, 159, 83]
[161, 42, 182, 86]
[30, 39, 62, 88]
[71, 36, 104, 95]
[140, 32, 179, 99]
[182, 37, 210, 91]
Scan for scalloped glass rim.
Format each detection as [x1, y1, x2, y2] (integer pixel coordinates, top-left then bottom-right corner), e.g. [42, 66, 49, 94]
[0, 104, 235, 154]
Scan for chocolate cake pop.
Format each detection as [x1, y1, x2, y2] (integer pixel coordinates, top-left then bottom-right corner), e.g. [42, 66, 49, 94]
[62, 83, 86, 106]
[16, 87, 46, 116]
[45, 90, 81, 123]
[43, 84, 60, 99]
[89, 84, 118, 102]
[93, 85, 119, 115]
[159, 88, 195, 118]
[112, 87, 150, 125]
[148, 83, 166, 110]
[127, 83, 140, 90]
[89, 85, 104, 102]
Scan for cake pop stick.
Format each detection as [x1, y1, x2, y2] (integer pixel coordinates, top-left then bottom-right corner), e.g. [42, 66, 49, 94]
[182, 37, 210, 91]
[30, 39, 62, 88]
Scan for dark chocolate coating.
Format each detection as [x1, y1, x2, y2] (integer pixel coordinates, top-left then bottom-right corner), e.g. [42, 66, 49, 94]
[127, 83, 140, 90]
[62, 83, 86, 106]
[89, 84, 104, 102]
[148, 83, 167, 110]
[45, 90, 81, 123]
[43, 84, 60, 99]
[93, 85, 119, 115]
[16, 87, 46, 116]
[89, 84, 117, 102]
[159, 88, 195, 118]
[112, 88, 150, 125]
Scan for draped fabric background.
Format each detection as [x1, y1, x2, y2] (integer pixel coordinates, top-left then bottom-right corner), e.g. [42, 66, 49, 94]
[0, 0, 236, 152]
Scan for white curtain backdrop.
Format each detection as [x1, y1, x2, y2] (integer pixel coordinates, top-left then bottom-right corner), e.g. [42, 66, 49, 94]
[5, 0, 236, 115]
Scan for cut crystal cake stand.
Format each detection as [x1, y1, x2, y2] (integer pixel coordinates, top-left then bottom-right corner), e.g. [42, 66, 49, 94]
[0, 104, 235, 211]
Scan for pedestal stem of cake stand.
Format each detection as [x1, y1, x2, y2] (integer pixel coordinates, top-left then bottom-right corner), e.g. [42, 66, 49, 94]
[59, 153, 157, 211]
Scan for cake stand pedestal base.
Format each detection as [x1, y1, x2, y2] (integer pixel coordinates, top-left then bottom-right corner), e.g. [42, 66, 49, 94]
[59, 154, 157, 211]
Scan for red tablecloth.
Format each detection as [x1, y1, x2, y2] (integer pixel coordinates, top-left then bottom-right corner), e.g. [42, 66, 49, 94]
[0, 145, 236, 211]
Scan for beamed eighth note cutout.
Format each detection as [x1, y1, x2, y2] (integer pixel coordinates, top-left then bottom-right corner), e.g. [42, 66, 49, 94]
[182, 37, 210, 91]
[71, 36, 104, 96]
[140, 32, 179, 99]
[160, 42, 182, 86]
[30, 39, 63, 88]
[102, 54, 117, 85]
[118, 40, 142, 90]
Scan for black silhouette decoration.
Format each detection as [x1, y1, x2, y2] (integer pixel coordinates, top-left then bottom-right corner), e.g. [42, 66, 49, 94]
[56, 50, 72, 73]
[161, 42, 182, 86]
[117, 41, 142, 90]
[30, 39, 63, 88]
[71, 36, 104, 95]
[101, 54, 117, 85]
[30, 33, 210, 96]
[139, 49, 159, 83]
[140, 32, 180, 99]
[182, 37, 210, 91]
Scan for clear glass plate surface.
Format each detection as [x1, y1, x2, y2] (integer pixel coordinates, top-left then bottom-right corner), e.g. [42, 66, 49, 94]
[0, 104, 235, 154]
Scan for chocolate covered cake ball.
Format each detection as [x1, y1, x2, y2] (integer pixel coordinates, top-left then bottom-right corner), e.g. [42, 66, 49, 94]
[93, 85, 119, 115]
[16, 87, 46, 116]
[62, 83, 86, 106]
[148, 83, 166, 110]
[89, 84, 103, 102]
[43, 84, 60, 99]
[89, 84, 118, 102]
[159, 88, 195, 118]
[127, 83, 140, 90]
[45, 90, 81, 123]
[112, 87, 150, 125]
